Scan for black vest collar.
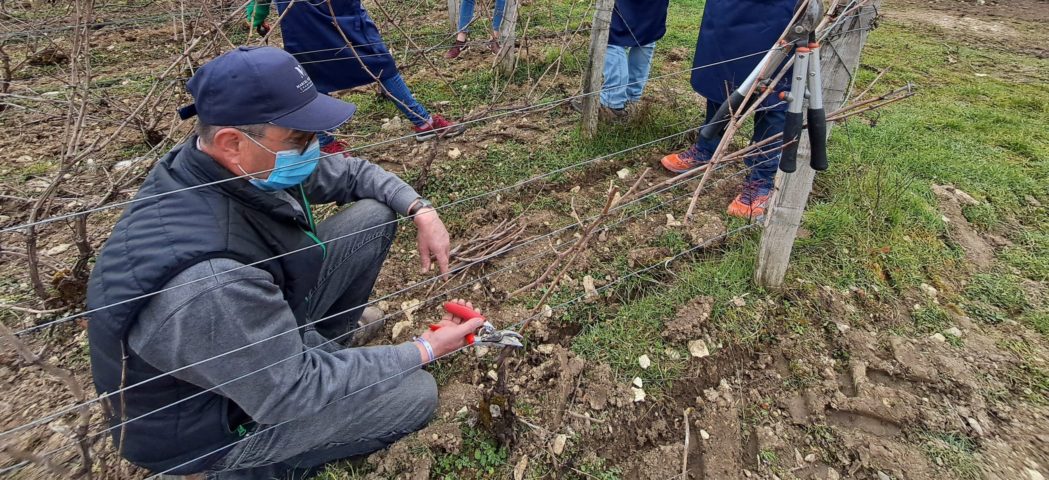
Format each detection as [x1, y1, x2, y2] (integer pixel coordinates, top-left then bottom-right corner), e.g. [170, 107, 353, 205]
[172, 136, 309, 229]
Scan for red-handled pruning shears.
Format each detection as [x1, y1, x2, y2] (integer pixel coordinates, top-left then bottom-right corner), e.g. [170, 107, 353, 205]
[431, 302, 524, 348]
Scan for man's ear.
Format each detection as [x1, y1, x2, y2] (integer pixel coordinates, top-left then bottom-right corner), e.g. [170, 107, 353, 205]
[209, 127, 247, 164]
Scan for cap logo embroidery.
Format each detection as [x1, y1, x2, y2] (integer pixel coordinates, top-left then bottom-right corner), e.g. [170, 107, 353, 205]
[294, 65, 314, 93]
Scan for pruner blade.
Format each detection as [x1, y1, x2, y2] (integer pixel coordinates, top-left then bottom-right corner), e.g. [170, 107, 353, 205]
[474, 322, 525, 349]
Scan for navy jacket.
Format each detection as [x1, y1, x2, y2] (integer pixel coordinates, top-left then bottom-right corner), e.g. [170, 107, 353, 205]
[277, 0, 399, 93]
[691, 0, 798, 106]
[609, 0, 669, 47]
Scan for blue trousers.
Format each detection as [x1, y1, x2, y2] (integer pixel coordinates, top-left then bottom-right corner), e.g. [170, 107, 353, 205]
[457, 0, 506, 33]
[600, 43, 657, 109]
[695, 98, 784, 184]
[318, 73, 430, 146]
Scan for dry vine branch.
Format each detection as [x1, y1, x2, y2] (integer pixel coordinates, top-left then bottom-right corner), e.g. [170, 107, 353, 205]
[25, 0, 95, 301]
[369, 0, 463, 109]
[423, 215, 538, 299]
[509, 167, 650, 328]
[16, 0, 246, 302]
[0, 321, 94, 478]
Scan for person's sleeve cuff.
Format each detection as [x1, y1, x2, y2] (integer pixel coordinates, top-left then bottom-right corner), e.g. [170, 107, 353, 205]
[390, 186, 421, 216]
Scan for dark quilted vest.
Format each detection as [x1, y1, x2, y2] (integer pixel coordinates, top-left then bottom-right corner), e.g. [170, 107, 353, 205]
[86, 138, 323, 474]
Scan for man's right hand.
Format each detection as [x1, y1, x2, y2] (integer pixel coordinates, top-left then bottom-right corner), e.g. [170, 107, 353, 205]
[414, 299, 485, 363]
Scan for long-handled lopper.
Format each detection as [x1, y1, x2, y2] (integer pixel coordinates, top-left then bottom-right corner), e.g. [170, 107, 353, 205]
[698, 0, 829, 173]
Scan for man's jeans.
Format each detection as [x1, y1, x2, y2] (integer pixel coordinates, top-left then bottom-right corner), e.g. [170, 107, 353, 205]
[695, 98, 786, 185]
[600, 43, 657, 109]
[205, 199, 438, 480]
[457, 0, 506, 33]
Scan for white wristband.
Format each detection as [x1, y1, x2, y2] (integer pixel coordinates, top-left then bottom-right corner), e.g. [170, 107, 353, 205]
[414, 337, 435, 364]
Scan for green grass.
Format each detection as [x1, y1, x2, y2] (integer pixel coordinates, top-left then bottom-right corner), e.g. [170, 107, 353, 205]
[913, 303, 952, 334]
[572, 238, 760, 383]
[963, 300, 1007, 326]
[966, 273, 1030, 314]
[1002, 229, 1049, 282]
[565, 457, 622, 480]
[920, 431, 980, 480]
[433, 426, 509, 479]
[1024, 310, 1049, 337]
[998, 338, 1049, 404]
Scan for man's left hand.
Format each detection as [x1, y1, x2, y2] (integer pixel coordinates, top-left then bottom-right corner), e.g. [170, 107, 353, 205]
[414, 208, 450, 274]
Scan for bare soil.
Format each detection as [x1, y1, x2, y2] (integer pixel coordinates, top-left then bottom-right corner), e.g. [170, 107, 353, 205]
[1, 0, 1047, 479]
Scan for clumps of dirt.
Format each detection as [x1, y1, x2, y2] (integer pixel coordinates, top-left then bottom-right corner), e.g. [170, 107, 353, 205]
[421, 421, 465, 454]
[366, 435, 432, 480]
[509, 345, 589, 424]
[623, 443, 686, 480]
[932, 184, 996, 269]
[817, 285, 861, 324]
[434, 381, 484, 420]
[695, 404, 744, 478]
[686, 210, 726, 246]
[578, 363, 633, 413]
[665, 47, 690, 63]
[626, 246, 669, 268]
[663, 296, 713, 342]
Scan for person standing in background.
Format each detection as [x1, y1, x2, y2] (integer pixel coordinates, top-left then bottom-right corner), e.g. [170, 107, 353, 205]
[446, 0, 507, 58]
[246, 0, 467, 149]
[660, 0, 798, 219]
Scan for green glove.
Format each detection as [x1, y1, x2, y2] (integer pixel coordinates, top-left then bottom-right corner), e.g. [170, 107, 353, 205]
[245, 0, 271, 29]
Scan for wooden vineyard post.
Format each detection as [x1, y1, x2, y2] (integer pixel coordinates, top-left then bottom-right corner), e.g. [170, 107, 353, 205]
[755, 0, 882, 288]
[447, 0, 460, 30]
[580, 0, 614, 138]
[495, 0, 520, 77]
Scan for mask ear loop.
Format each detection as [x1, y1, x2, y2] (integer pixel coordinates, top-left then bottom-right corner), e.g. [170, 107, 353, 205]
[236, 163, 263, 182]
[235, 130, 278, 181]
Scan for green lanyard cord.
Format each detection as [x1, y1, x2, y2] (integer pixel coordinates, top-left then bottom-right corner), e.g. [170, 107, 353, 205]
[298, 185, 327, 259]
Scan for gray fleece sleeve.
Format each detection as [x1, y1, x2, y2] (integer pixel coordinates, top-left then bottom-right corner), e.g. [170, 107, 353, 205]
[128, 258, 422, 425]
[302, 152, 419, 215]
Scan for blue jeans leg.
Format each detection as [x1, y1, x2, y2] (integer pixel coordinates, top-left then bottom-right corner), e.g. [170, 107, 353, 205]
[626, 43, 656, 103]
[492, 0, 506, 32]
[600, 45, 629, 109]
[459, 0, 505, 33]
[305, 199, 397, 343]
[457, 0, 475, 32]
[380, 73, 431, 127]
[749, 108, 785, 184]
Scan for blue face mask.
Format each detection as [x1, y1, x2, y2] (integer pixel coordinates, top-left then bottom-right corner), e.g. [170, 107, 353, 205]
[240, 134, 321, 191]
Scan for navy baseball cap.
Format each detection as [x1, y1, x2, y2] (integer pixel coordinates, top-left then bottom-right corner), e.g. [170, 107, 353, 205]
[178, 46, 356, 132]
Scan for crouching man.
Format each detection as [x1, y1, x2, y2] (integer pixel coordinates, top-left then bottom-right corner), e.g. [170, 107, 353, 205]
[86, 46, 482, 479]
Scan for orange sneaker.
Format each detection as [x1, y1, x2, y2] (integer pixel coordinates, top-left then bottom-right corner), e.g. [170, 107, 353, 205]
[726, 179, 772, 219]
[660, 144, 712, 173]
